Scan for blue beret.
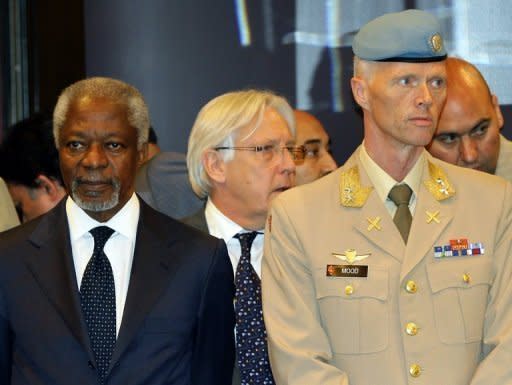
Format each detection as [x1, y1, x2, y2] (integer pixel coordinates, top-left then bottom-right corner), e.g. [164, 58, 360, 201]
[353, 9, 447, 62]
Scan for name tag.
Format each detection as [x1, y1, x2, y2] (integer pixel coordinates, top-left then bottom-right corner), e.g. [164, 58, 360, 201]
[326, 264, 368, 278]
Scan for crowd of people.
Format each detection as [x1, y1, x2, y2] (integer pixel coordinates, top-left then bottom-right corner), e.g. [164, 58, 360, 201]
[0, 8, 511, 385]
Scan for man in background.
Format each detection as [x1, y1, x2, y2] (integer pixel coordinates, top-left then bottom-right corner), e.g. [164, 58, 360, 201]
[294, 110, 337, 185]
[143, 126, 161, 163]
[185, 89, 299, 385]
[135, 151, 203, 219]
[0, 178, 19, 231]
[0, 114, 66, 222]
[428, 57, 512, 181]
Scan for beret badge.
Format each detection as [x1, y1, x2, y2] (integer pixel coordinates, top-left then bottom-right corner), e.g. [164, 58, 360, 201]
[429, 33, 443, 53]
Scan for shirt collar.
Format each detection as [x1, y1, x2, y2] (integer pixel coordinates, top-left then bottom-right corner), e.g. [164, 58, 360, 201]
[66, 193, 140, 242]
[204, 198, 248, 243]
[359, 143, 425, 203]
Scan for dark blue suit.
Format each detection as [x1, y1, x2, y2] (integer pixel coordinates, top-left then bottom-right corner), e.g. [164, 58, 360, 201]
[0, 199, 235, 385]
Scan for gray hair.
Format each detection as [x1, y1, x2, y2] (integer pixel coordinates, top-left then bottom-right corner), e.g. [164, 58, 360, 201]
[53, 77, 150, 149]
[187, 89, 295, 199]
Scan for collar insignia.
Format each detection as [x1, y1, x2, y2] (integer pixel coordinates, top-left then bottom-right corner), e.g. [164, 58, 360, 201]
[424, 161, 455, 201]
[426, 210, 440, 224]
[340, 166, 373, 207]
[367, 216, 382, 231]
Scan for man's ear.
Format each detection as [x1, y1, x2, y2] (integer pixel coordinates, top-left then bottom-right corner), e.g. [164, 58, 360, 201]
[138, 143, 148, 166]
[202, 149, 227, 184]
[35, 174, 65, 201]
[491, 94, 505, 131]
[351, 76, 370, 110]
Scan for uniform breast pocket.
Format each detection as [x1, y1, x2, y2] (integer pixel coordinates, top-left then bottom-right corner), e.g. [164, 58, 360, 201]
[427, 257, 492, 344]
[314, 267, 389, 354]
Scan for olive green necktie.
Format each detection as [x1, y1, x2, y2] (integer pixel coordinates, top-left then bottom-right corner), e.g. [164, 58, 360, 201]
[388, 184, 413, 243]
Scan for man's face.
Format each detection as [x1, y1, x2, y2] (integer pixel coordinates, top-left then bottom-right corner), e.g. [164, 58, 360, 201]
[59, 97, 144, 222]
[214, 107, 295, 230]
[357, 61, 447, 150]
[294, 111, 337, 185]
[428, 85, 503, 174]
[7, 184, 53, 223]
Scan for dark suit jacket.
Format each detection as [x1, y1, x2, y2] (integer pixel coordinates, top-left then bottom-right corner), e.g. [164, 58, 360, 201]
[135, 152, 204, 219]
[182, 209, 242, 385]
[0, 198, 235, 385]
[182, 210, 208, 233]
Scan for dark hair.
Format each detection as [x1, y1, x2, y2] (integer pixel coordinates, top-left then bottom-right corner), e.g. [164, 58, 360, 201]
[148, 126, 158, 144]
[0, 113, 63, 188]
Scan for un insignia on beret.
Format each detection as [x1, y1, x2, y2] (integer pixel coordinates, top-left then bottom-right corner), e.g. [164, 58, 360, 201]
[352, 9, 447, 62]
[430, 33, 443, 53]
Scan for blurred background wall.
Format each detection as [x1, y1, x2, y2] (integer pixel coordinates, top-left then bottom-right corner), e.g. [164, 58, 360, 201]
[2, 0, 512, 164]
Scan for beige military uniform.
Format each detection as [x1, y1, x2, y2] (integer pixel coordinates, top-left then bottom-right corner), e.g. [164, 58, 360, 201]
[262, 147, 512, 385]
[495, 134, 512, 183]
[0, 177, 19, 231]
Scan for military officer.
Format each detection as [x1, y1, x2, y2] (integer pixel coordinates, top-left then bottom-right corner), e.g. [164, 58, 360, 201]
[428, 57, 512, 182]
[262, 9, 512, 385]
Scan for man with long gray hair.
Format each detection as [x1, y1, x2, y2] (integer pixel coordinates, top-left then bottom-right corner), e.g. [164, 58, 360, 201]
[0, 77, 235, 385]
[185, 89, 301, 385]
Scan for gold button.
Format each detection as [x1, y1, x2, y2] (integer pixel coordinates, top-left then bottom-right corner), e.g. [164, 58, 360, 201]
[405, 280, 417, 293]
[463, 273, 471, 284]
[409, 364, 421, 377]
[345, 285, 354, 295]
[405, 322, 418, 336]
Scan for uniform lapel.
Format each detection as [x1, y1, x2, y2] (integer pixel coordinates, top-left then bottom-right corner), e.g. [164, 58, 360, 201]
[24, 201, 93, 360]
[109, 203, 185, 369]
[353, 190, 405, 262]
[344, 153, 405, 262]
[400, 160, 455, 281]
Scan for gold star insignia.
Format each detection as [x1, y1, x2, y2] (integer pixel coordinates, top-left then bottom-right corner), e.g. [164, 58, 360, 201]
[426, 210, 440, 224]
[367, 216, 382, 231]
[339, 166, 373, 207]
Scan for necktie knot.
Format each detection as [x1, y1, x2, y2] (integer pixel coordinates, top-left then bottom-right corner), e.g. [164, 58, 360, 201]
[388, 184, 413, 243]
[234, 231, 259, 256]
[388, 184, 413, 206]
[90, 226, 115, 252]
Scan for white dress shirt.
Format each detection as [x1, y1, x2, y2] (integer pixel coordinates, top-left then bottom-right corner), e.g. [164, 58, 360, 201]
[204, 198, 264, 278]
[66, 193, 140, 336]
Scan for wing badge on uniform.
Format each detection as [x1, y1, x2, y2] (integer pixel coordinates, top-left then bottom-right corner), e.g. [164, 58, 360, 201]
[332, 249, 371, 265]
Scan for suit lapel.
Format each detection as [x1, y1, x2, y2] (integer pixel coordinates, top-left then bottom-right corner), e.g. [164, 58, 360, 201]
[109, 203, 185, 368]
[24, 201, 93, 359]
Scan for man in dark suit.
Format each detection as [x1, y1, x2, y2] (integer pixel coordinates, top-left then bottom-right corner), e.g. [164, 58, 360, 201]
[0, 77, 235, 385]
[135, 151, 203, 219]
[184, 89, 300, 385]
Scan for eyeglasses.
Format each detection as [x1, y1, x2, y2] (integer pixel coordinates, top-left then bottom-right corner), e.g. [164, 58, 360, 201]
[214, 144, 306, 164]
